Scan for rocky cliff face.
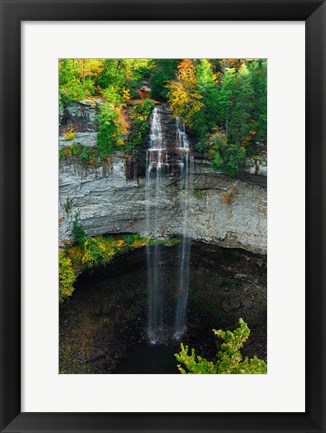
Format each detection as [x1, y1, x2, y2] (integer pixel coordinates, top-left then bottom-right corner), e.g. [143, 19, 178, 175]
[59, 101, 267, 255]
[59, 99, 100, 133]
[59, 155, 267, 255]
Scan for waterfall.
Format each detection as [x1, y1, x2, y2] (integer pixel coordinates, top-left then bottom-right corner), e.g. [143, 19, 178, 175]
[174, 117, 193, 339]
[146, 108, 192, 343]
[146, 107, 167, 343]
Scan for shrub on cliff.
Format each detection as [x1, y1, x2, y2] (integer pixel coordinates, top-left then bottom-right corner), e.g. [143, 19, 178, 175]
[97, 100, 128, 156]
[175, 318, 267, 374]
[59, 252, 76, 303]
[72, 212, 86, 244]
[81, 237, 118, 268]
[211, 143, 247, 177]
[59, 231, 179, 302]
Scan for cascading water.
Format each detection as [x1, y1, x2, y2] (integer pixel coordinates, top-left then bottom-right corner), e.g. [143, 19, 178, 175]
[146, 108, 192, 343]
[174, 117, 193, 339]
[146, 107, 167, 343]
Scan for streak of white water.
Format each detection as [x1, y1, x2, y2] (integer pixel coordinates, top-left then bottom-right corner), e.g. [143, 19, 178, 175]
[176, 116, 190, 151]
[146, 109, 192, 343]
[146, 107, 166, 343]
[174, 117, 193, 339]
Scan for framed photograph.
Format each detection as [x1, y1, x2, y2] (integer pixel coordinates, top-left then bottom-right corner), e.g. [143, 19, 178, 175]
[0, 0, 325, 432]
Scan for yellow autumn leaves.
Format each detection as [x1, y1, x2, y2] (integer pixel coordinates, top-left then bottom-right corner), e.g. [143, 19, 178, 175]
[168, 59, 203, 127]
[59, 235, 178, 302]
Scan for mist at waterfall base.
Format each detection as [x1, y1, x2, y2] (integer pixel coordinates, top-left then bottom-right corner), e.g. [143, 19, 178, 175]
[146, 107, 193, 344]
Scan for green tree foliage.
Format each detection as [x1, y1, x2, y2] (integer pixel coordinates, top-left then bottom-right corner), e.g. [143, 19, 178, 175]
[59, 59, 103, 108]
[149, 59, 180, 100]
[192, 59, 220, 137]
[175, 318, 267, 374]
[97, 81, 130, 156]
[96, 59, 127, 90]
[222, 64, 255, 147]
[126, 99, 155, 153]
[209, 61, 267, 175]
[167, 58, 267, 175]
[81, 236, 116, 267]
[211, 143, 247, 177]
[72, 212, 86, 244]
[97, 59, 152, 97]
[247, 60, 267, 142]
[68, 59, 152, 157]
[125, 59, 154, 98]
[97, 101, 126, 156]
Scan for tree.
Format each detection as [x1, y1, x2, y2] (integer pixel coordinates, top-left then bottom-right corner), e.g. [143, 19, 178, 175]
[227, 63, 255, 147]
[168, 59, 203, 127]
[97, 101, 128, 156]
[175, 318, 267, 374]
[247, 59, 267, 143]
[216, 66, 237, 128]
[59, 59, 103, 108]
[97, 59, 152, 98]
[150, 59, 180, 100]
[192, 59, 220, 138]
[211, 142, 247, 176]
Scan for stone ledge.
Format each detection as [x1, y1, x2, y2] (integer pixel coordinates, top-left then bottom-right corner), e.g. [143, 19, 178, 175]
[59, 132, 98, 148]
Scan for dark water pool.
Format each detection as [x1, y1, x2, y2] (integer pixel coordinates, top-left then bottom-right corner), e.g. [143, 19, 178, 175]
[114, 342, 179, 374]
[59, 242, 267, 374]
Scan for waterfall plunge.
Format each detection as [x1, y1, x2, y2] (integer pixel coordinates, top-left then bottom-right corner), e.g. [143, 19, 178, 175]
[174, 117, 193, 339]
[146, 108, 192, 343]
[146, 107, 166, 344]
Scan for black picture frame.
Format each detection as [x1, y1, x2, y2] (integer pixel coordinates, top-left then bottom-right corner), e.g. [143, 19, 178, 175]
[0, 1, 325, 432]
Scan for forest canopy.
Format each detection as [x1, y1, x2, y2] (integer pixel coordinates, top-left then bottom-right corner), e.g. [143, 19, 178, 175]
[59, 58, 267, 176]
